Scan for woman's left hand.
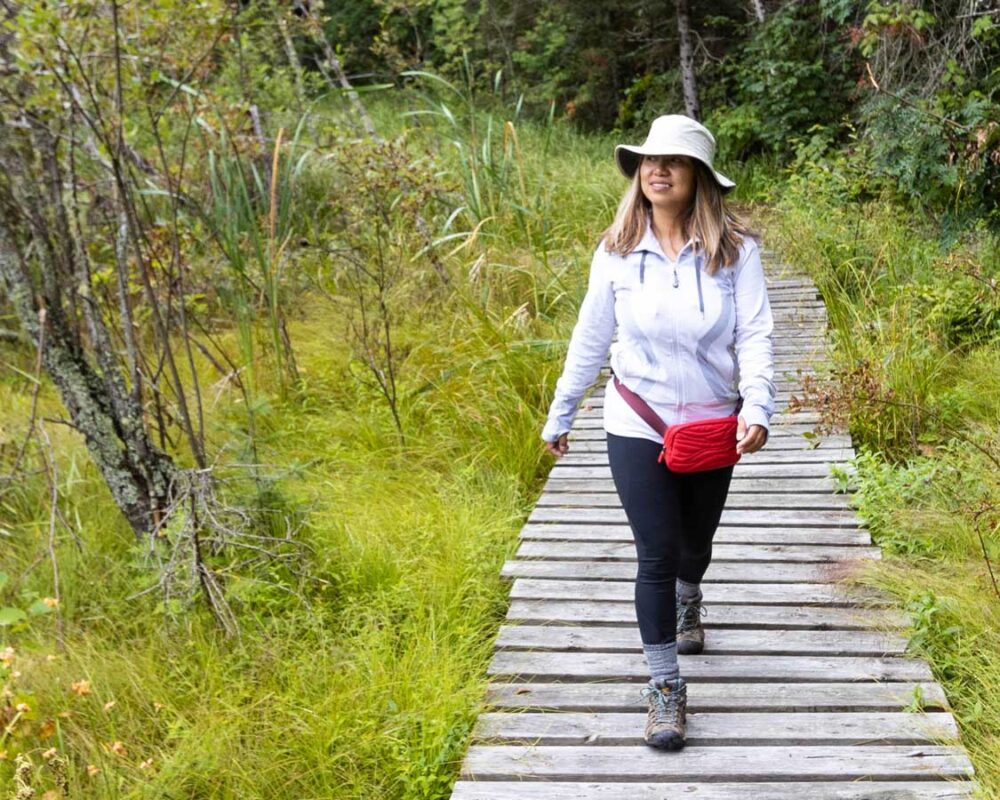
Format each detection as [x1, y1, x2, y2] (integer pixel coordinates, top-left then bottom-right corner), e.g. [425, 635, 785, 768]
[735, 416, 767, 455]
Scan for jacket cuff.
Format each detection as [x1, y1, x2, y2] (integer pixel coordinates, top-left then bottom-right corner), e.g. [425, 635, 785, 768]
[541, 418, 572, 443]
[740, 404, 771, 436]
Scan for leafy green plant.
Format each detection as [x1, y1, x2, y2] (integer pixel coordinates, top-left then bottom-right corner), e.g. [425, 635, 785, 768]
[0, 572, 55, 630]
[714, 2, 858, 160]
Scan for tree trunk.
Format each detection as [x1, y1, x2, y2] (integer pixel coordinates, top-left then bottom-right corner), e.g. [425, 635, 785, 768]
[751, 0, 766, 23]
[676, 0, 701, 122]
[0, 220, 178, 537]
[300, 7, 379, 140]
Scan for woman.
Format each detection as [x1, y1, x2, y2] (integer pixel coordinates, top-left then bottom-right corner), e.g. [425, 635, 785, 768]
[541, 114, 775, 751]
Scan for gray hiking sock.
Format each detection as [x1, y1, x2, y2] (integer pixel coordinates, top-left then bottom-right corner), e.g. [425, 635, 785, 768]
[676, 578, 703, 604]
[643, 641, 679, 683]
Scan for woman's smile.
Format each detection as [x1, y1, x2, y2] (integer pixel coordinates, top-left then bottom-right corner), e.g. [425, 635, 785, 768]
[640, 154, 695, 206]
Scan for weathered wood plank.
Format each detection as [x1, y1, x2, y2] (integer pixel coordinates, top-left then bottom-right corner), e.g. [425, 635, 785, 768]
[509, 577, 886, 608]
[451, 781, 974, 799]
[502, 560, 875, 584]
[473, 710, 958, 746]
[495, 625, 909, 656]
[489, 651, 933, 683]
[536, 492, 854, 510]
[486, 681, 949, 712]
[548, 463, 847, 479]
[520, 523, 871, 546]
[506, 599, 902, 629]
[514, 558, 862, 582]
[543, 477, 848, 493]
[509, 578, 880, 604]
[529, 507, 861, 528]
[514, 541, 876, 563]
[460, 745, 973, 781]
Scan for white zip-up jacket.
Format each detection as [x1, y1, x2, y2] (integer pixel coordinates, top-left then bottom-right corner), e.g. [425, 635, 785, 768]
[541, 222, 775, 445]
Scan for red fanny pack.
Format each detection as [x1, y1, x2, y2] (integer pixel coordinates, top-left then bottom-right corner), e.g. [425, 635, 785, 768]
[613, 376, 741, 473]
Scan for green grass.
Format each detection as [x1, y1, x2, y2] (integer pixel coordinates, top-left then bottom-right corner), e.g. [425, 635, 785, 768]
[0, 291, 564, 797]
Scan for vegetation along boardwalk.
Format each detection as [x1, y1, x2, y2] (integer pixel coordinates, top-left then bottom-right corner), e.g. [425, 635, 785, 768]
[450, 258, 977, 798]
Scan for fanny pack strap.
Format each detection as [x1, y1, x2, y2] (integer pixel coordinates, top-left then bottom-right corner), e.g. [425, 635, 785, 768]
[612, 375, 667, 437]
[612, 372, 744, 434]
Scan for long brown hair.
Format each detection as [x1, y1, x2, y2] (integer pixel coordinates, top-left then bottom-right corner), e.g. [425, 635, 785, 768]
[602, 160, 756, 275]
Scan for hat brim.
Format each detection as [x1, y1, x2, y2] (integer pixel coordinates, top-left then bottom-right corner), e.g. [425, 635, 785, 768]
[615, 145, 736, 192]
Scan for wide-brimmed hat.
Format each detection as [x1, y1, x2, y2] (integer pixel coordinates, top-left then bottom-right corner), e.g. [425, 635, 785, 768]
[615, 114, 735, 192]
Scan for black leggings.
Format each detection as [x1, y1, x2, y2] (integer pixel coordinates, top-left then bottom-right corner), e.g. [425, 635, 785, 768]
[606, 432, 734, 646]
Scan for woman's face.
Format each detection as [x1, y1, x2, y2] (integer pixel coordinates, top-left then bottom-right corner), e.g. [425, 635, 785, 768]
[639, 154, 696, 210]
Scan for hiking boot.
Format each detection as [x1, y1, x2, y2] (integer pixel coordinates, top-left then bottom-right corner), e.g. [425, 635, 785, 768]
[676, 599, 705, 655]
[639, 677, 687, 750]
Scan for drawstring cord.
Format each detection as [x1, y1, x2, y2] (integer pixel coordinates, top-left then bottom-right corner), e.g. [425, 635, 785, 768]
[693, 254, 705, 318]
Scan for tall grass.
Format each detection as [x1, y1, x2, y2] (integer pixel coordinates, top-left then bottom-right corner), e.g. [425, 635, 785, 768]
[202, 116, 313, 396]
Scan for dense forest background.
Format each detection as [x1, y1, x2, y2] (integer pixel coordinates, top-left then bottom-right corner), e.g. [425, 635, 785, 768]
[0, 1, 998, 797]
[326, 0, 998, 225]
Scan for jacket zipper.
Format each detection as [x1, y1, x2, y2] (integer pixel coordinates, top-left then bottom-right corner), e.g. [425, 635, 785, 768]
[694, 254, 705, 319]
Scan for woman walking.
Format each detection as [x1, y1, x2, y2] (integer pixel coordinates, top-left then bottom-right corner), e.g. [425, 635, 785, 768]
[541, 115, 775, 751]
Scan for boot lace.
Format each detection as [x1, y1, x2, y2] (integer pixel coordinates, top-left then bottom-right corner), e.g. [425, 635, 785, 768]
[640, 684, 682, 727]
[677, 601, 706, 634]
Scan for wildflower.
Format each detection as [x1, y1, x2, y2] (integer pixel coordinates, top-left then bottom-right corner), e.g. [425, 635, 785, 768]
[10, 670, 20, 680]
[38, 718, 56, 738]
[42, 598, 59, 609]
[103, 700, 116, 712]
[42, 747, 58, 761]
[139, 758, 154, 770]
[57, 711, 72, 719]
[153, 702, 164, 712]
[0, 647, 13, 666]
[71, 680, 91, 696]
[15, 702, 30, 713]
[109, 741, 127, 756]
[86, 764, 100, 776]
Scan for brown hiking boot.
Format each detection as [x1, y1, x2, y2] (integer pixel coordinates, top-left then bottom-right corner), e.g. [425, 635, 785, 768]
[676, 600, 705, 655]
[640, 677, 687, 750]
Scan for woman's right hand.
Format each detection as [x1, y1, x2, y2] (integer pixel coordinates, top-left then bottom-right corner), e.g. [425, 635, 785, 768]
[545, 433, 570, 459]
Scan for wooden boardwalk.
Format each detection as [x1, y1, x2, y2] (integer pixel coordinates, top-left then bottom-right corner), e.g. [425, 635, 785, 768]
[450, 263, 978, 798]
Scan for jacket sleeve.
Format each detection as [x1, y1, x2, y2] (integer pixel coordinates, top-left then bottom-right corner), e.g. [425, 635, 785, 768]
[732, 238, 775, 435]
[541, 245, 617, 442]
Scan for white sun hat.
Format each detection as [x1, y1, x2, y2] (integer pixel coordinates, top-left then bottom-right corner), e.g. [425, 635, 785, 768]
[615, 114, 735, 192]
